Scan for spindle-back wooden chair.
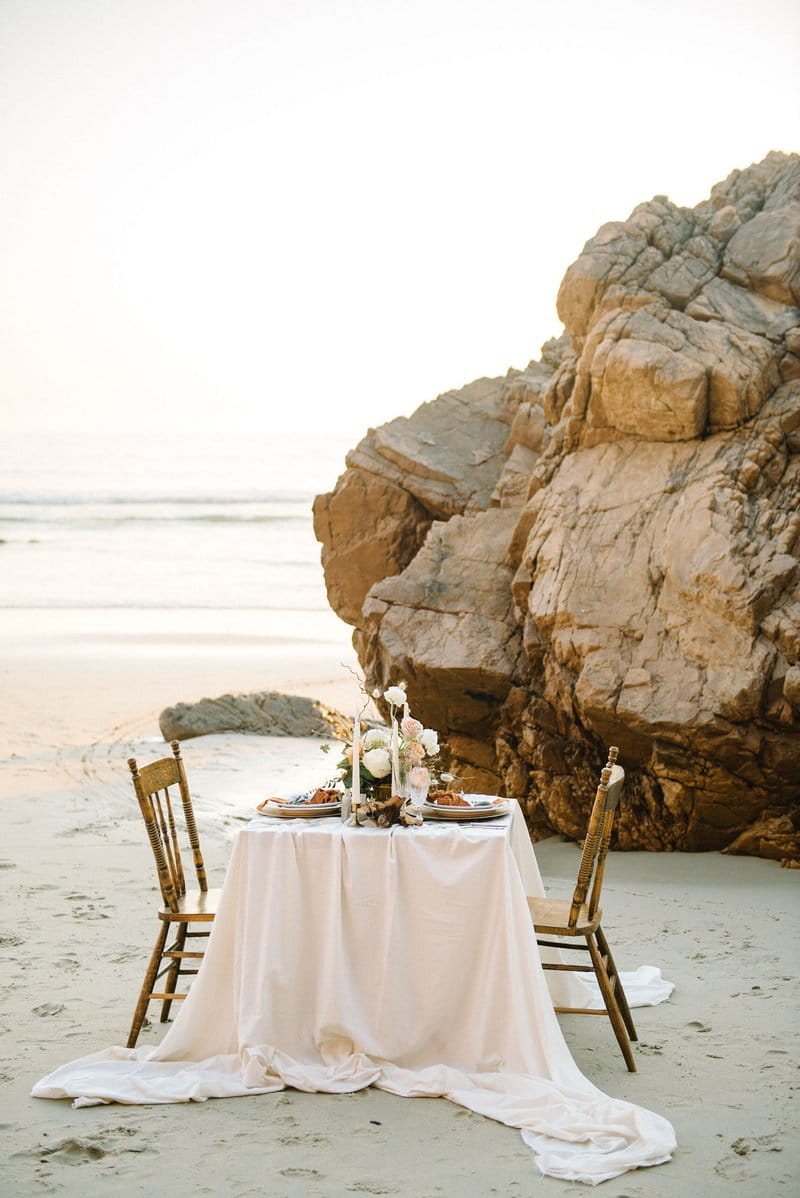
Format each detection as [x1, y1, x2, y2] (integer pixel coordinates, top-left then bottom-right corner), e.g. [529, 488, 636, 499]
[529, 746, 638, 1070]
[127, 740, 220, 1047]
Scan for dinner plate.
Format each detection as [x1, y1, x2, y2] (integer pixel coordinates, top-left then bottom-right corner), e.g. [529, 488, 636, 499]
[257, 799, 341, 819]
[421, 797, 510, 821]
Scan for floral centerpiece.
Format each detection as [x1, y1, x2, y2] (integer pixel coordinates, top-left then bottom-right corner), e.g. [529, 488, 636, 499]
[339, 683, 439, 803]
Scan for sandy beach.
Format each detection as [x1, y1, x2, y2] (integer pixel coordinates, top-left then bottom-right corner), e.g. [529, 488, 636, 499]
[1, 624, 798, 1197]
[3, 1, 798, 1191]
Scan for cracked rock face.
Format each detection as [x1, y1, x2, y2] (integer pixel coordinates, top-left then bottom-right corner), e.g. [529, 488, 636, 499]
[314, 152, 800, 862]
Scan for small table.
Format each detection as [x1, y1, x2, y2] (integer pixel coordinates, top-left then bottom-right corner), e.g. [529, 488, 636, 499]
[34, 802, 675, 1184]
[169, 804, 554, 1078]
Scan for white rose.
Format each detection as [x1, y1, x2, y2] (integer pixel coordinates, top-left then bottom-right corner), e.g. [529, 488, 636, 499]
[383, 685, 407, 707]
[419, 728, 439, 756]
[361, 747, 392, 779]
[363, 727, 390, 750]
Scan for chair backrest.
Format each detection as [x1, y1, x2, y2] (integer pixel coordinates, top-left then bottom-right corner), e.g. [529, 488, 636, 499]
[568, 747, 625, 927]
[128, 740, 208, 912]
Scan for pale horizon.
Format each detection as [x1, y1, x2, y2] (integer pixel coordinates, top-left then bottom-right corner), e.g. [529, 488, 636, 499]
[1, 0, 798, 442]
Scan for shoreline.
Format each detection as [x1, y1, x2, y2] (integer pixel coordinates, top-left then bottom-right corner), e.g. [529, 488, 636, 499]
[0, 606, 359, 756]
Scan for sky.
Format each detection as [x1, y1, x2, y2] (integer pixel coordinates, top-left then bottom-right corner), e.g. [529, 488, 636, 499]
[1, 0, 798, 442]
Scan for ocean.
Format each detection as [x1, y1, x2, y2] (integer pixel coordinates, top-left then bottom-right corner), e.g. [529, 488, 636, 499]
[0, 429, 355, 646]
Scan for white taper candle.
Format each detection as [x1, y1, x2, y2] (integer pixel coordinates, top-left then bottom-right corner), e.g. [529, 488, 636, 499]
[352, 711, 361, 806]
[391, 717, 400, 794]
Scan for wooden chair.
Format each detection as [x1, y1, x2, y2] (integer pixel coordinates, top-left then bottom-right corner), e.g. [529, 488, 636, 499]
[126, 740, 220, 1048]
[529, 746, 638, 1071]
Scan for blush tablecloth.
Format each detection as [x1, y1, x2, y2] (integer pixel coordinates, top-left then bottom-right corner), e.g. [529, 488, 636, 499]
[33, 803, 676, 1185]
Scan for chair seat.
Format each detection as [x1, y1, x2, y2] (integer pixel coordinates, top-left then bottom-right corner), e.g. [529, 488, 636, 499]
[158, 888, 222, 922]
[528, 896, 602, 935]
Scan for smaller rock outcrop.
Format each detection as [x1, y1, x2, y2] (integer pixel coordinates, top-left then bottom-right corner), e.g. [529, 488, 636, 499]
[159, 692, 351, 742]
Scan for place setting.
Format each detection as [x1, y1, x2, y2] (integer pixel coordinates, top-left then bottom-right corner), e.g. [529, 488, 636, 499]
[256, 788, 342, 819]
[420, 791, 511, 822]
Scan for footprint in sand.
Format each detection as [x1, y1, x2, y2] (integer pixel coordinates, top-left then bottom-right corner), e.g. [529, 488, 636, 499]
[714, 1134, 784, 1179]
[687, 1020, 711, 1033]
[732, 1134, 783, 1155]
[714, 1157, 750, 1182]
[32, 1003, 64, 1017]
[68, 904, 110, 921]
[346, 1184, 400, 1195]
[278, 1133, 331, 1147]
[14, 1129, 154, 1168]
[109, 949, 140, 964]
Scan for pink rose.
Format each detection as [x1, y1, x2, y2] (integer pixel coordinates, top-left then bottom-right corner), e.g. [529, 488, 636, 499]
[403, 741, 425, 765]
[401, 716, 423, 739]
[408, 766, 429, 787]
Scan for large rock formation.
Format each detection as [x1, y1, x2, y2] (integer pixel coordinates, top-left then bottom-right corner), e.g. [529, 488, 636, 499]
[314, 152, 800, 862]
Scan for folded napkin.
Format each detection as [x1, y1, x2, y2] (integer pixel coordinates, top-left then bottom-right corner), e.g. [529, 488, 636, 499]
[259, 790, 340, 809]
[427, 792, 507, 808]
[309, 789, 341, 804]
[428, 791, 471, 808]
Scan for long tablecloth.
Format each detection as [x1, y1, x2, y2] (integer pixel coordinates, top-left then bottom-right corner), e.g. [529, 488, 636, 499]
[33, 804, 676, 1184]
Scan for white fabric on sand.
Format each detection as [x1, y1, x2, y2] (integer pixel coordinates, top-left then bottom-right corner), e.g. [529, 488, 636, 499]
[33, 804, 675, 1184]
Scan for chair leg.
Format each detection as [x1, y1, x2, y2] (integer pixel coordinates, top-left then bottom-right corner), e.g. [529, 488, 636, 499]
[127, 921, 169, 1049]
[586, 933, 636, 1072]
[595, 925, 637, 1041]
[161, 921, 187, 1023]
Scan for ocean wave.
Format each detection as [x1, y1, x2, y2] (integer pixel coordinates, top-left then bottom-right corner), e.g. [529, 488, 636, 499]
[0, 512, 308, 525]
[0, 491, 316, 506]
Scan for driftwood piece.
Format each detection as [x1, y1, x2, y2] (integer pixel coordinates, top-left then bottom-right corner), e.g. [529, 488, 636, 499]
[355, 793, 423, 828]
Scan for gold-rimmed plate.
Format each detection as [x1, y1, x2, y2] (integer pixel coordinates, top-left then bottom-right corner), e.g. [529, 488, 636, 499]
[421, 798, 510, 821]
[257, 799, 341, 819]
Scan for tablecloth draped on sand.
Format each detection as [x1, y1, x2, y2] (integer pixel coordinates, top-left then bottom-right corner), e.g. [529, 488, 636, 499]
[33, 806, 676, 1185]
